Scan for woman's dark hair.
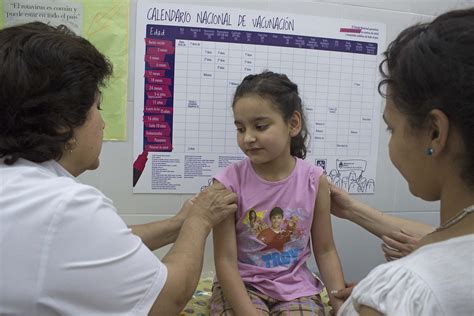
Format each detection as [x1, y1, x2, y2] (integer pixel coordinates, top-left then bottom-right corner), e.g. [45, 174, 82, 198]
[232, 71, 309, 159]
[378, 8, 474, 186]
[0, 22, 113, 165]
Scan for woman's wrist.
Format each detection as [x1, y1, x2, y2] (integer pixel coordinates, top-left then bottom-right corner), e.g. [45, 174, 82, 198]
[348, 199, 377, 222]
[183, 214, 213, 234]
[340, 200, 360, 221]
[171, 212, 186, 229]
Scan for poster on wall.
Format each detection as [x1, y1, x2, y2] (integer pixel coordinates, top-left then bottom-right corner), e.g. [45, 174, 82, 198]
[133, 0, 386, 194]
[2, 0, 129, 141]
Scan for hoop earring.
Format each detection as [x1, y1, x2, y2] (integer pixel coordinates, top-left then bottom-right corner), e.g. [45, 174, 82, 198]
[425, 147, 434, 156]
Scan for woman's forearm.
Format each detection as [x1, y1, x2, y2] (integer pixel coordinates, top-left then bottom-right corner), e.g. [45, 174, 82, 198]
[129, 215, 183, 251]
[149, 216, 211, 315]
[348, 201, 434, 238]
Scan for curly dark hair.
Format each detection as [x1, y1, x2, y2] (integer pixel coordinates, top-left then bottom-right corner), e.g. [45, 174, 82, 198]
[0, 22, 113, 165]
[378, 8, 474, 186]
[232, 71, 309, 159]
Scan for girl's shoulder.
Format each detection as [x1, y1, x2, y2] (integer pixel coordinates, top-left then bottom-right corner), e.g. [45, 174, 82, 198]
[220, 157, 249, 173]
[295, 158, 323, 172]
[214, 157, 249, 190]
[294, 158, 324, 183]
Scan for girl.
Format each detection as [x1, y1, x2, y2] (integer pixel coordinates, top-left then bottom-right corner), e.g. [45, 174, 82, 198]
[211, 71, 345, 315]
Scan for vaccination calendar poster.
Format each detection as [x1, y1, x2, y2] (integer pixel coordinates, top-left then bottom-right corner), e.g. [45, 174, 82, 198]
[133, 0, 386, 194]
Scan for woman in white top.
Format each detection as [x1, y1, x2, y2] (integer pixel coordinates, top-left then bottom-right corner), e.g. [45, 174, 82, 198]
[0, 22, 237, 315]
[332, 8, 474, 316]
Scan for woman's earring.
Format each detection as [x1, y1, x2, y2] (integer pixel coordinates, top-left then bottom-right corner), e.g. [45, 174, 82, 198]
[65, 138, 77, 153]
[425, 147, 434, 156]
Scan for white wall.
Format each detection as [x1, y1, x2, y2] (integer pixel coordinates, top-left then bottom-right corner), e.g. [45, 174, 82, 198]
[78, 0, 473, 281]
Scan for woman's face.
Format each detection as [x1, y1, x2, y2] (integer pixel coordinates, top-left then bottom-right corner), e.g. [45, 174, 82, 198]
[63, 94, 105, 176]
[383, 97, 437, 200]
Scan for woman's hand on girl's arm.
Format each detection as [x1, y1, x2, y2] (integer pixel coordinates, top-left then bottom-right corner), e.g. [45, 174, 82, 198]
[130, 183, 236, 251]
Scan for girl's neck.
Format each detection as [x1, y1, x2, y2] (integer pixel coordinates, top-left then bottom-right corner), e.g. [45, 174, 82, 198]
[251, 154, 296, 182]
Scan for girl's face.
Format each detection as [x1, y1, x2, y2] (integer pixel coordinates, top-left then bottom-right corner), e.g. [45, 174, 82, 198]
[233, 95, 299, 168]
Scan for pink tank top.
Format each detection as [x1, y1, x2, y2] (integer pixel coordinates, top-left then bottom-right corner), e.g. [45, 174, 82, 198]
[214, 157, 324, 301]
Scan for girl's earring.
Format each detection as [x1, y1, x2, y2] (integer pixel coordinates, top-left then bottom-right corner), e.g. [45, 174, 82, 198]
[425, 147, 434, 156]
